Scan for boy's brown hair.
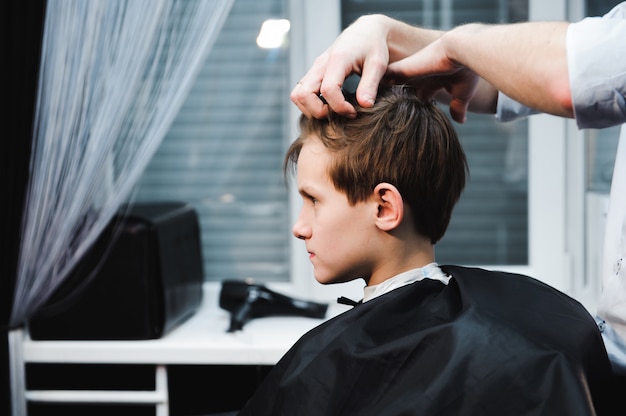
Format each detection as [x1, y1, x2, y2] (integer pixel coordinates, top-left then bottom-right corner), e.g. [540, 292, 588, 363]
[285, 85, 468, 244]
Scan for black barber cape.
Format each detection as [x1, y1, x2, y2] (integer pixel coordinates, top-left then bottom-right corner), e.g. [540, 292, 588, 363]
[238, 266, 612, 416]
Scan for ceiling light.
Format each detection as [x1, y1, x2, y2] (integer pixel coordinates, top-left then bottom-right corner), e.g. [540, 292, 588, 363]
[256, 19, 290, 49]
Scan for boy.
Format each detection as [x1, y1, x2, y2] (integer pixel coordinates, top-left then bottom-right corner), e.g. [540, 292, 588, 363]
[238, 85, 611, 415]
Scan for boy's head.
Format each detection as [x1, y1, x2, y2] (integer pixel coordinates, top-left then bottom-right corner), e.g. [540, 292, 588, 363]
[286, 84, 467, 246]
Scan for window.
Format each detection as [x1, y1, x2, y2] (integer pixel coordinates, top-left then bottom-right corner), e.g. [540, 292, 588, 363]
[133, 0, 291, 284]
[133, 0, 608, 307]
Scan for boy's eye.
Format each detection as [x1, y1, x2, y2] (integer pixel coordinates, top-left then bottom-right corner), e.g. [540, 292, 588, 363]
[299, 190, 319, 206]
[301, 192, 318, 205]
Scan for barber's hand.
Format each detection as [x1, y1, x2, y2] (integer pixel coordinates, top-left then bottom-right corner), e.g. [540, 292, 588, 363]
[291, 15, 392, 119]
[388, 40, 479, 123]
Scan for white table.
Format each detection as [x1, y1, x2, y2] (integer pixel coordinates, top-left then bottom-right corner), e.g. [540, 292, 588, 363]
[9, 284, 349, 416]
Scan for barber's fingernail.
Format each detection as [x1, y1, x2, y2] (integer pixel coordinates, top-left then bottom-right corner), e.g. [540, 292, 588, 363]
[362, 94, 375, 105]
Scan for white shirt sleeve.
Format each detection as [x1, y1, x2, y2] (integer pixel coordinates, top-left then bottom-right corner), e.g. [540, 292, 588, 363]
[567, 3, 626, 129]
[496, 2, 626, 128]
[495, 92, 538, 123]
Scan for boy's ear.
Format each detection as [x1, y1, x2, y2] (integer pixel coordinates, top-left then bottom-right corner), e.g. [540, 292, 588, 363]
[373, 182, 404, 231]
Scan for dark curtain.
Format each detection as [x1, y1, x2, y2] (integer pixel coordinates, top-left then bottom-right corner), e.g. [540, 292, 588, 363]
[0, 0, 46, 414]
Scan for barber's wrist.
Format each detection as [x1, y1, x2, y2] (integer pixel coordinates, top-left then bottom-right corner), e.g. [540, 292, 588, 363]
[387, 19, 443, 61]
[439, 23, 482, 66]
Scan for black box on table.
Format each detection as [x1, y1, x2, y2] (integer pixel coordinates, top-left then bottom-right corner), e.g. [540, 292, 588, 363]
[29, 202, 204, 340]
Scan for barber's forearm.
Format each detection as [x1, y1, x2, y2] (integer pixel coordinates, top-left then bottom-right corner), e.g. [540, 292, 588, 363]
[443, 22, 573, 118]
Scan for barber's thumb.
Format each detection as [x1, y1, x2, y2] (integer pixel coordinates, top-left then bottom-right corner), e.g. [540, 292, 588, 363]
[356, 83, 377, 107]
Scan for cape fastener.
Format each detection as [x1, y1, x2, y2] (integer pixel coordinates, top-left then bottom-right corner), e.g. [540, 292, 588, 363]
[337, 296, 362, 307]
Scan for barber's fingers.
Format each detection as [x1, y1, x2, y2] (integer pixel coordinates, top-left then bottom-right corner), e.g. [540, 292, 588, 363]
[290, 52, 359, 119]
[448, 98, 470, 123]
[318, 63, 358, 118]
[316, 59, 388, 118]
[442, 69, 479, 123]
[290, 55, 331, 119]
[310, 52, 388, 118]
[291, 81, 327, 119]
[389, 49, 478, 123]
[354, 57, 388, 108]
[292, 41, 390, 119]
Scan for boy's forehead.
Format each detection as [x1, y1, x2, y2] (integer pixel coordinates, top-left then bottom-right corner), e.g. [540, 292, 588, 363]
[296, 137, 331, 178]
[299, 135, 327, 158]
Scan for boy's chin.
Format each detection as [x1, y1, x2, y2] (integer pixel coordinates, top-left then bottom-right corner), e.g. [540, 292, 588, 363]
[314, 273, 357, 285]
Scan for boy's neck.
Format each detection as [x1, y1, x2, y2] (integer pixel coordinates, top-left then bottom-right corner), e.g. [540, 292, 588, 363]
[366, 242, 435, 287]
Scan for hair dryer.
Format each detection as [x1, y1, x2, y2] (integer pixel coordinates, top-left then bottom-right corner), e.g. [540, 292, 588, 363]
[219, 280, 329, 332]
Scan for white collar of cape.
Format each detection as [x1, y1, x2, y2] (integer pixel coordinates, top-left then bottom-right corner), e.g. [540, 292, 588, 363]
[362, 262, 450, 303]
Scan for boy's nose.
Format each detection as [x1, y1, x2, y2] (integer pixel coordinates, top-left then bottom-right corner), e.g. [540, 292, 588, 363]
[292, 217, 310, 240]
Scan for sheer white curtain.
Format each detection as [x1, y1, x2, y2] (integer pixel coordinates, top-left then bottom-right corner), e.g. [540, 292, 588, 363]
[9, 0, 233, 328]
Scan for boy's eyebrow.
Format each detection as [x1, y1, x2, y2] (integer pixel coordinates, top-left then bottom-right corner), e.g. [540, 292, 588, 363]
[298, 185, 317, 198]
[298, 186, 312, 196]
